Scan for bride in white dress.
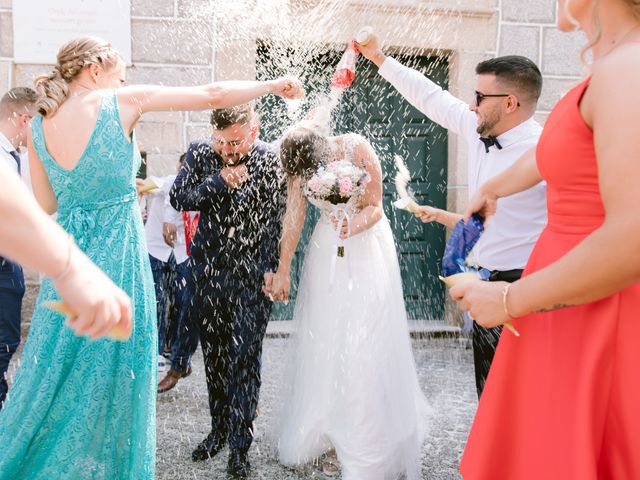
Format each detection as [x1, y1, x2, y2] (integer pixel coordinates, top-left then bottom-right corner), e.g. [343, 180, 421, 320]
[265, 125, 431, 480]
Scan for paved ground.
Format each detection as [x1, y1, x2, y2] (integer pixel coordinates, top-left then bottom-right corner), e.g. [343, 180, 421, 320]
[154, 335, 476, 480]
[12, 277, 478, 479]
[8, 334, 475, 480]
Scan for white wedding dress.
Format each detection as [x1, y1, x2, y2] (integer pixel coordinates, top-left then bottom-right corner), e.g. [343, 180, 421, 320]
[277, 134, 431, 480]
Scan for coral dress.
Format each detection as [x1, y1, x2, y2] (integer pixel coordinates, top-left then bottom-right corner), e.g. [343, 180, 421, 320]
[0, 91, 157, 479]
[460, 79, 640, 479]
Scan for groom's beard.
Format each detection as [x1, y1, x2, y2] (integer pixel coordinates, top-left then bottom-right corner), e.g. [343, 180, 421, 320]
[216, 150, 247, 166]
[475, 106, 501, 136]
[224, 155, 246, 165]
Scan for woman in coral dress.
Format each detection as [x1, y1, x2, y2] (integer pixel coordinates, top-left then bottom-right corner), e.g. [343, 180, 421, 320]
[451, 0, 640, 478]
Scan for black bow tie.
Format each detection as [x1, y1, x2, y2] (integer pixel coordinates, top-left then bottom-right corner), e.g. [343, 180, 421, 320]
[479, 136, 502, 153]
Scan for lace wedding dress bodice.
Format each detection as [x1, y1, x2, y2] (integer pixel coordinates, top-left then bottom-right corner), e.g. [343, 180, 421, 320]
[304, 133, 369, 223]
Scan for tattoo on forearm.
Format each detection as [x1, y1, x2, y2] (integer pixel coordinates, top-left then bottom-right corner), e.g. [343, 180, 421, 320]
[534, 304, 574, 313]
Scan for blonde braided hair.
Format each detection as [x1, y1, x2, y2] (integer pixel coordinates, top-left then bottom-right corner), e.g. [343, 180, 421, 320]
[34, 36, 122, 117]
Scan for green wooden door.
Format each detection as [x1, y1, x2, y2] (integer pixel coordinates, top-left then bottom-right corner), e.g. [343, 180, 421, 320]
[256, 45, 448, 320]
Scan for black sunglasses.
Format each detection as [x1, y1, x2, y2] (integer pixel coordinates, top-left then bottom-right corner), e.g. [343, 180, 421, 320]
[474, 90, 520, 107]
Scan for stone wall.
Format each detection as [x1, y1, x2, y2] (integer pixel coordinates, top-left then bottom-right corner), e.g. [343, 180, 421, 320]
[1, 0, 589, 322]
[498, 0, 586, 124]
[1, 1, 587, 182]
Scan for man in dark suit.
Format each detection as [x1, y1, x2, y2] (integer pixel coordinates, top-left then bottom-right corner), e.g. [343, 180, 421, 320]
[0, 87, 37, 409]
[170, 103, 285, 479]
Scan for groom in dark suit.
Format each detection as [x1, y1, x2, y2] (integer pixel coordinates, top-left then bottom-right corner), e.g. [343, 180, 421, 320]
[170, 103, 285, 479]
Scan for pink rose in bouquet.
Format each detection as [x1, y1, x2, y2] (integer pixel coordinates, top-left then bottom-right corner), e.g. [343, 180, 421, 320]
[339, 177, 353, 196]
[308, 176, 321, 193]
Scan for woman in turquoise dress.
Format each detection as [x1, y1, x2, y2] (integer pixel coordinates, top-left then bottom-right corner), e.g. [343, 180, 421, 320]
[0, 36, 303, 479]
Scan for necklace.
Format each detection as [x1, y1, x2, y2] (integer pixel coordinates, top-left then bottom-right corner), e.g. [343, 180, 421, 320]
[67, 84, 96, 99]
[598, 24, 640, 59]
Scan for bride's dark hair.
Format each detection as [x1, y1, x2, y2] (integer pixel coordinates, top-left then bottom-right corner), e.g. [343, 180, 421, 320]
[280, 127, 327, 179]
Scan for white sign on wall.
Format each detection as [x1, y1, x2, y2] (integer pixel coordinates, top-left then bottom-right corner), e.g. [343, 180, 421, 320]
[12, 0, 132, 65]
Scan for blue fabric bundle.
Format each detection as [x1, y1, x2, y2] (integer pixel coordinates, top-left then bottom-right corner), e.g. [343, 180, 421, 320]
[441, 214, 486, 277]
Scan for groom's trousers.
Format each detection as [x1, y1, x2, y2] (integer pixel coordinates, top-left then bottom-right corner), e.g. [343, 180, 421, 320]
[473, 268, 523, 398]
[194, 268, 271, 452]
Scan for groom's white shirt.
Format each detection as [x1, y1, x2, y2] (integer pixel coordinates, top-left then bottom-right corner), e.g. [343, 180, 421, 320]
[378, 57, 547, 272]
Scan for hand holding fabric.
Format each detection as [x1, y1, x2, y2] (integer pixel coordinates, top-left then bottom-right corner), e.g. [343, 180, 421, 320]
[464, 188, 498, 222]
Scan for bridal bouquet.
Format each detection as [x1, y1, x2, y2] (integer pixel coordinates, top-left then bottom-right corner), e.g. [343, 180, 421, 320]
[305, 160, 370, 258]
[304, 160, 369, 205]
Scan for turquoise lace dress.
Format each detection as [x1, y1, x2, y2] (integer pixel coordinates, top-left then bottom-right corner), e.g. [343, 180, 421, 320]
[0, 91, 157, 479]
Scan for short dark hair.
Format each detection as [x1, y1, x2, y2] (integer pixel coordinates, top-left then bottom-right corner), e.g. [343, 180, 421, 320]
[209, 103, 256, 130]
[475, 56, 542, 106]
[0, 87, 38, 117]
[280, 128, 327, 178]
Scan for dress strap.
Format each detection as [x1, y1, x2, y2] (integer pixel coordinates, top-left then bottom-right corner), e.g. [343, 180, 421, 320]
[575, 76, 592, 107]
[30, 115, 57, 175]
[100, 89, 118, 117]
[104, 89, 134, 143]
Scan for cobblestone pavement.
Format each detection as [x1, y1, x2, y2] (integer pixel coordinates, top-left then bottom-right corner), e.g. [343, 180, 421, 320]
[10, 285, 477, 480]
[155, 335, 477, 480]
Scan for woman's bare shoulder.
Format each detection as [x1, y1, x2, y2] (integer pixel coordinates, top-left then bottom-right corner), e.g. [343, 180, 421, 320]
[591, 41, 640, 88]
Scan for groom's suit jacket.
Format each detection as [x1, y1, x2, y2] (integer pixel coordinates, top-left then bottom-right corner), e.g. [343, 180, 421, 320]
[169, 139, 286, 290]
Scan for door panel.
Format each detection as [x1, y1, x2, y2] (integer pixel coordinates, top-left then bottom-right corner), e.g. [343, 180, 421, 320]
[256, 44, 449, 320]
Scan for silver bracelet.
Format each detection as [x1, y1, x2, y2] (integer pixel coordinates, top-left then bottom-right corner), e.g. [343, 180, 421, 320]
[49, 234, 74, 282]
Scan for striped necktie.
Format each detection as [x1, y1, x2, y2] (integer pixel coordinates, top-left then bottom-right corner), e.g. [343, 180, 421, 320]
[8, 149, 21, 176]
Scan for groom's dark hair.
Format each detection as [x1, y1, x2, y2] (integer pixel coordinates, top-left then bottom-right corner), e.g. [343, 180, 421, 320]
[209, 102, 257, 130]
[476, 55, 542, 106]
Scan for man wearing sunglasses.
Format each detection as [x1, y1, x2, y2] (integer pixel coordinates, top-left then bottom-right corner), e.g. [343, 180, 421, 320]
[358, 34, 547, 399]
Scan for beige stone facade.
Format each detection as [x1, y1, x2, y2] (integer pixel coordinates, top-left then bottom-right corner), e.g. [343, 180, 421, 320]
[1, 0, 585, 194]
[1, 0, 587, 320]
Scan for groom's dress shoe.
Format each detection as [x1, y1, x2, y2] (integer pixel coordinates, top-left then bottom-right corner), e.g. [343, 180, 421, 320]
[227, 449, 250, 479]
[192, 432, 226, 462]
[157, 366, 192, 394]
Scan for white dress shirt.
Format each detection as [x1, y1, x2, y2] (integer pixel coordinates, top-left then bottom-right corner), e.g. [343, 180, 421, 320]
[1, 132, 20, 172]
[144, 174, 192, 265]
[378, 57, 547, 271]
[0, 132, 32, 192]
